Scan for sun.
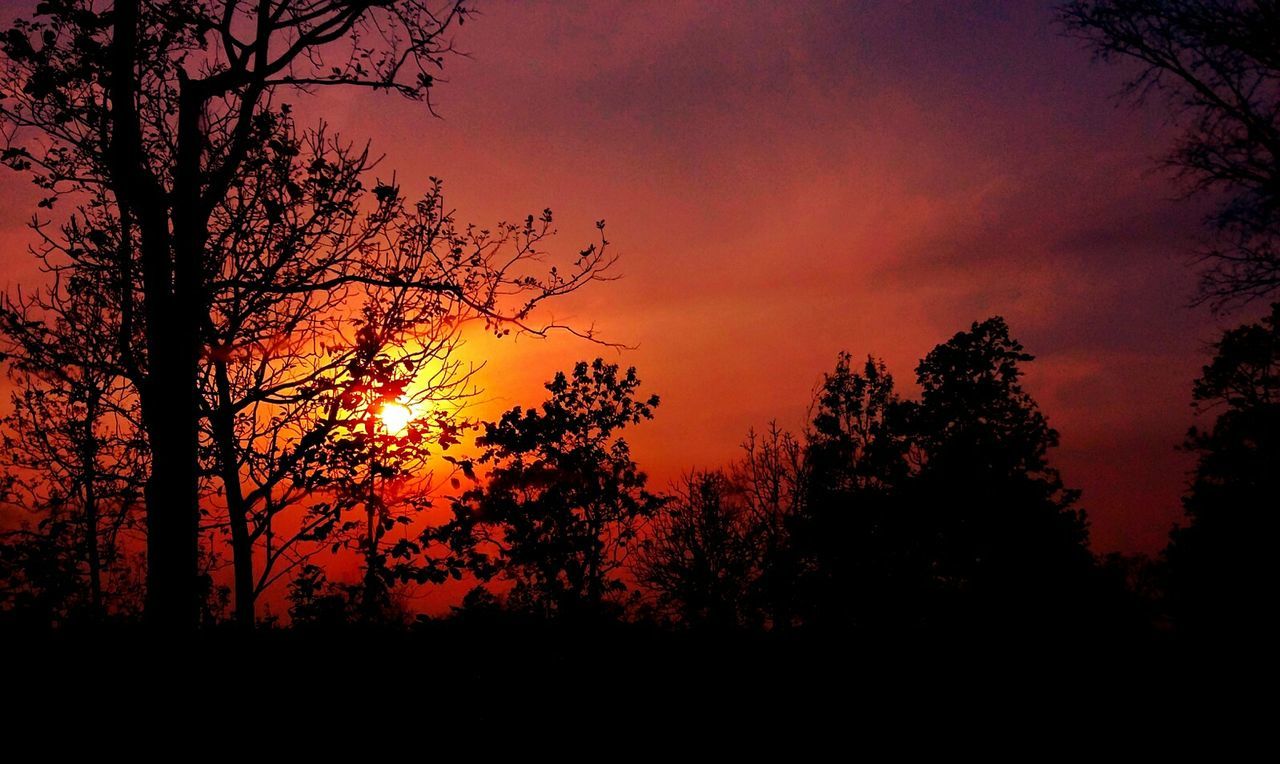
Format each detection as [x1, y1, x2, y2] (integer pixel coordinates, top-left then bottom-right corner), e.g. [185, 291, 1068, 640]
[379, 402, 414, 435]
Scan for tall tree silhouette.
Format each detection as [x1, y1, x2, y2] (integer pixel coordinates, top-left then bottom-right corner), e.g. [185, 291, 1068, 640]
[643, 322, 1101, 635]
[0, 1, 615, 627]
[0, 0, 467, 628]
[1060, 0, 1280, 309]
[792, 353, 918, 630]
[438, 359, 661, 620]
[733, 424, 806, 629]
[1165, 302, 1279, 640]
[908, 317, 1094, 627]
[1, 223, 146, 625]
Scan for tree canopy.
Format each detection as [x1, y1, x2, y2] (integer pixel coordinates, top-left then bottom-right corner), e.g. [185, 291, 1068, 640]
[1166, 302, 1280, 639]
[436, 359, 661, 620]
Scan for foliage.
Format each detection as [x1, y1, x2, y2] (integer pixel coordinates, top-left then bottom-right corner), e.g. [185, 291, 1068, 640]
[643, 319, 1102, 634]
[636, 471, 756, 628]
[0, 0, 615, 626]
[732, 424, 806, 628]
[0, 254, 146, 625]
[792, 353, 915, 629]
[906, 318, 1094, 620]
[1166, 302, 1280, 638]
[437, 359, 661, 620]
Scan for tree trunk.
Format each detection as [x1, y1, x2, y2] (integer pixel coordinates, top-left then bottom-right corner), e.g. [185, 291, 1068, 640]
[362, 469, 381, 621]
[138, 64, 217, 629]
[107, 0, 201, 630]
[82, 394, 102, 616]
[141, 347, 202, 629]
[214, 358, 256, 627]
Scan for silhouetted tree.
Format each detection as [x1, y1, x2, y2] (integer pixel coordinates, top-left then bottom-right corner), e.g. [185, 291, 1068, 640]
[670, 322, 1104, 636]
[789, 353, 920, 630]
[1165, 302, 1279, 640]
[438, 359, 661, 620]
[907, 317, 1094, 628]
[637, 425, 807, 630]
[1060, 0, 1280, 309]
[0, 0, 473, 627]
[1, 1, 616, 628]
[809, 354, 911, 494]
[286, 564, 353, 629]
[195, 131, 594, 625]
[290, 312, 475, 622]
[0, 241, 146, 626]
[733, 424, 806, 629]
[637, 471, 754, 629]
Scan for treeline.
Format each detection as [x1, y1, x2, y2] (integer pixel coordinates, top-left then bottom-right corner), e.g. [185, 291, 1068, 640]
[636, 306, 1275, 642]
[1, 1, 1278, 649]
[638, 317, 1105, 636]
[6, 308, 1274, 646]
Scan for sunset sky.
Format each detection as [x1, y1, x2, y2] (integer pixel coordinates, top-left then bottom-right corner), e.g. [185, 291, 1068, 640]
[0, 0, 1247, 556]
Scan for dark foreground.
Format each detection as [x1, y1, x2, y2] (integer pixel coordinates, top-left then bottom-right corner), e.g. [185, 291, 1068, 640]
[3, 619, 1263, 735]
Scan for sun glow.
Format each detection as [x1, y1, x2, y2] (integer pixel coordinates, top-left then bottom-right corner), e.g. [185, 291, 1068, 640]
[379, 402, 414, 436]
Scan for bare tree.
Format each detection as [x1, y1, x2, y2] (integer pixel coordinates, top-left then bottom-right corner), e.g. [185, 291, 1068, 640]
[1059, 0, 1280, 310]
[637, 425, 806, 630]
[733, 423, 806, 628]
[636, 470, 754, 629]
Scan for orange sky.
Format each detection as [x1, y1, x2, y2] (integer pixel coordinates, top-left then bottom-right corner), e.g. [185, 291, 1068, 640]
[0, 1, 1248, 556]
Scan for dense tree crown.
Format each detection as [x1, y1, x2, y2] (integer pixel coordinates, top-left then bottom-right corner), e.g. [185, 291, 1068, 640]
[1166, 302, 1279, 638]
[640, 318, 1099, 634]
[436, 359, 661, 620]
[908, 319, 1093, 621]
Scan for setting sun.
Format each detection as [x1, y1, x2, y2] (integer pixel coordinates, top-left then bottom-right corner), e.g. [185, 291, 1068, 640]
[380, 402, 414, 435]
